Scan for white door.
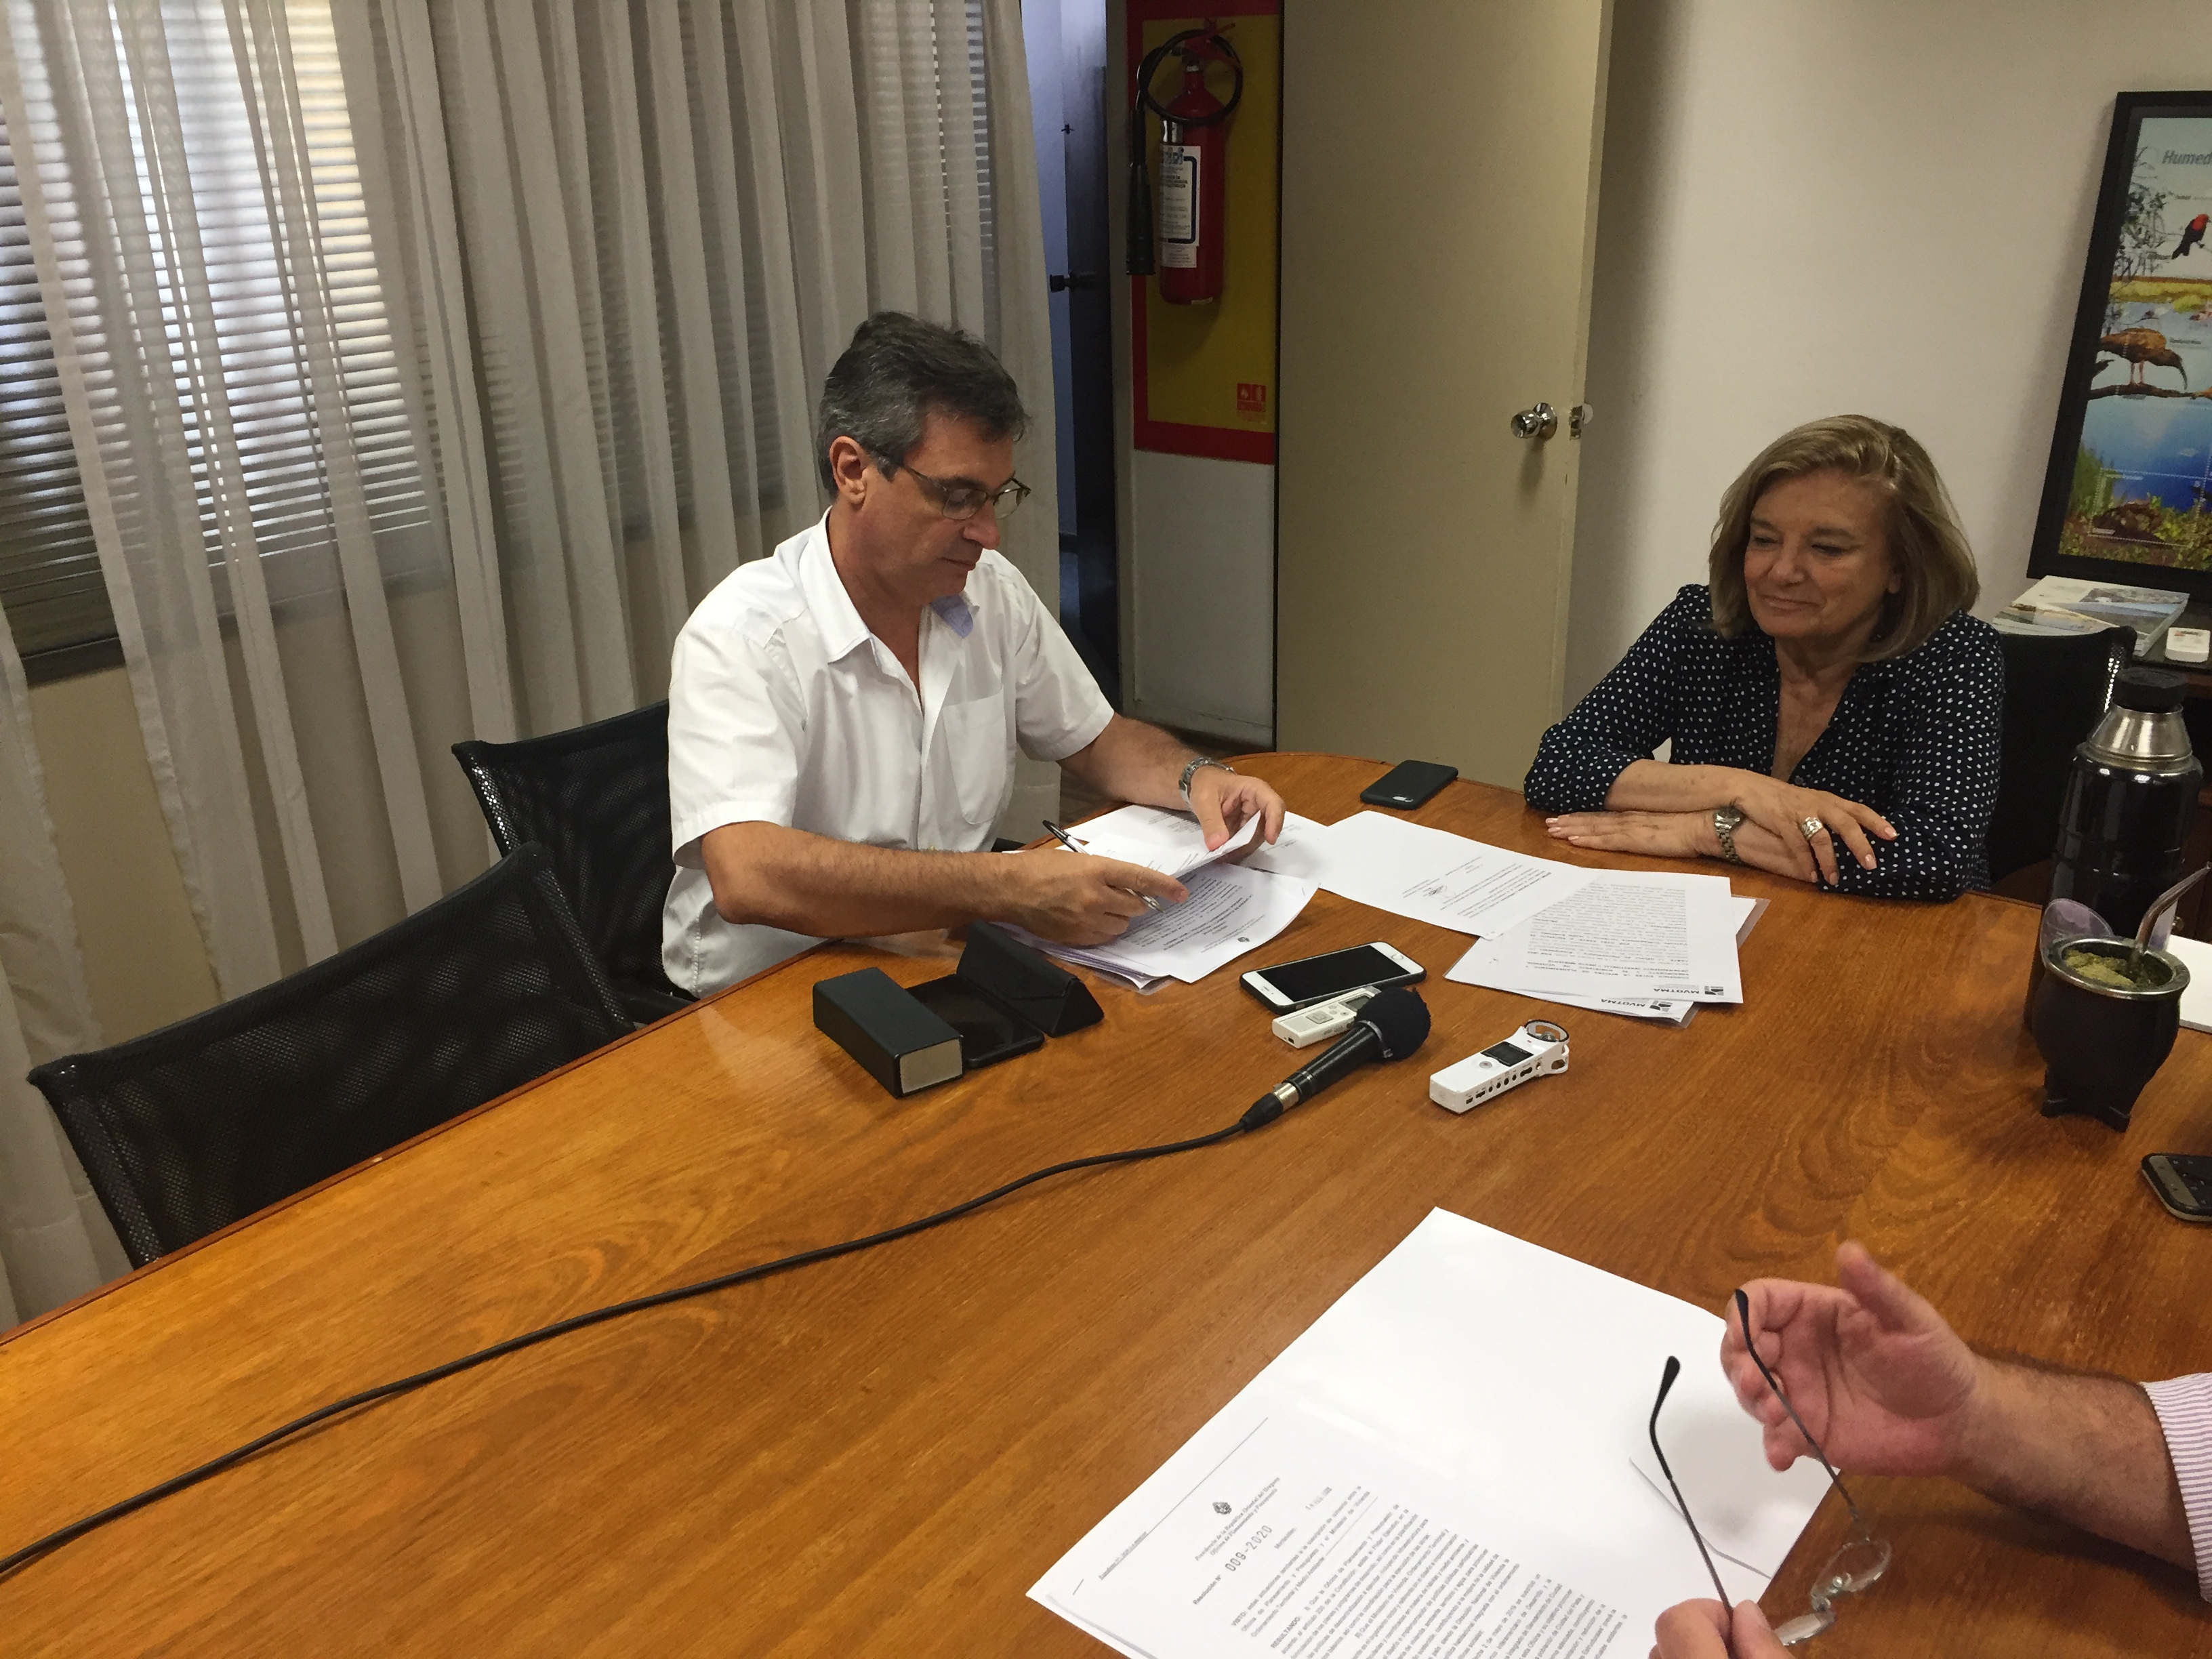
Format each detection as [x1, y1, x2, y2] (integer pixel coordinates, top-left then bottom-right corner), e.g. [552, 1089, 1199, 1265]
[1276, 1, 1612, 786]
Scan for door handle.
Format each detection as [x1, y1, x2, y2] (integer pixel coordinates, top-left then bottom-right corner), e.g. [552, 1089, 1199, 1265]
[1510, 403, 1558, 441]
[1048, 272, 1099, 292]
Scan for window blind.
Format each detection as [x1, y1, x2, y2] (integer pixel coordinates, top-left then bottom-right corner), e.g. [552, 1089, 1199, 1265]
[0, 118, 102, 661]
[0, 1, 429, 669]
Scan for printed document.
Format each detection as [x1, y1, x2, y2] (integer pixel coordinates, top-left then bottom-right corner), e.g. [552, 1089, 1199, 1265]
[1270, 812, 1597, 938]
[1450, 892, 1763, 1025]
[1059, 803, 1269, 880]
[1446, 871, 1744, 1007]
[1031, 1211, 1828, 1658]
[1012, 861, 1316, 987]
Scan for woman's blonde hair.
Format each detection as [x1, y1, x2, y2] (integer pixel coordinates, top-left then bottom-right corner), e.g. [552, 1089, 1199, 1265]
[1707, 415, 1978, 661]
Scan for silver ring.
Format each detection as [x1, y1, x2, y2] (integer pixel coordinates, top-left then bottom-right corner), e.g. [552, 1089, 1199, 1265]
[1799, 816, 1826, 840]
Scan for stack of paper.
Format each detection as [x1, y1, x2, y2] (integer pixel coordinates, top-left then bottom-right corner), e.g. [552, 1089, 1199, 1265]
[1446, 869, 1758, 1026]
[1012, 806, 1320, 989]
[1993, 574, 2186, 651]
[1031, 1210, 1828, 1658]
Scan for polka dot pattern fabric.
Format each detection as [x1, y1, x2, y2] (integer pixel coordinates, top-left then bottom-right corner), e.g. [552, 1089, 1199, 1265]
[1525, 584, 2003, 901]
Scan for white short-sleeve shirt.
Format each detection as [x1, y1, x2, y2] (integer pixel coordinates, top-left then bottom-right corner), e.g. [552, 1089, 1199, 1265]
[662, 514, 1114, 994]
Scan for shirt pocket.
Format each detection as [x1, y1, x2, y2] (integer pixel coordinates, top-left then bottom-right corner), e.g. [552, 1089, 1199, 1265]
[939, 695, 1012, 826]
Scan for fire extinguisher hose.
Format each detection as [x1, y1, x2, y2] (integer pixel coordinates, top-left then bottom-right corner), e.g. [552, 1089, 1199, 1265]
[1125, 30, 1244, 278]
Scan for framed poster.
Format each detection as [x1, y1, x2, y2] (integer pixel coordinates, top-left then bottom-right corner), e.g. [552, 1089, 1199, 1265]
[2030, 92, 2212, 596]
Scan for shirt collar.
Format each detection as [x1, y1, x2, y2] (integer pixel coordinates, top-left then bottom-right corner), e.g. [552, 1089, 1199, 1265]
[799, 511, 985, 656]
[796, 512, 873, 663]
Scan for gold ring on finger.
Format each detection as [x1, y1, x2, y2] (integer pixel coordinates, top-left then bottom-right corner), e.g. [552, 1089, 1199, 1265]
[1799, 816, 1825, 840]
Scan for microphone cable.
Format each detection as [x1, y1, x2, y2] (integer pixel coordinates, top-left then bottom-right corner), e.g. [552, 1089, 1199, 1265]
[0, 1104, 1298, 1581]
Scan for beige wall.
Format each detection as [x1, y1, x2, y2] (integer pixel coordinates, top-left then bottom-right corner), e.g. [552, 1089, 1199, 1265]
[1570, 0, 2212, 701]
[28, 664, 219, 1044]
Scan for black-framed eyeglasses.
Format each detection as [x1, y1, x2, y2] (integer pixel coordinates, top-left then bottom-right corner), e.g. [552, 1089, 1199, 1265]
[1647, 1291, 1891, 1646]
[881, 459, 1030, 522]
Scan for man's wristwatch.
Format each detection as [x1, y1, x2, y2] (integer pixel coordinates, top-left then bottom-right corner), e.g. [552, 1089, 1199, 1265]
[1713, 805, 1745, 863]
[1179, 755, 1235, 809]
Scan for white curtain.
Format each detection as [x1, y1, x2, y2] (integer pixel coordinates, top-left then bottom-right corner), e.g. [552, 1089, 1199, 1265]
[0, 0, 1059, 984]
[0, 604, 127, 1326]
[0, 0, 1059, 1314]
[338, 0, 1062, 835]
[0, 0, 502, 998]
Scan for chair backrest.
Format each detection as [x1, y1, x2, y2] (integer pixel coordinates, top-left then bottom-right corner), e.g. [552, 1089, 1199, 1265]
[29, 844, 631, 1267]
[1988, 626, 2135, 883]
[452, 703, 678, 1003]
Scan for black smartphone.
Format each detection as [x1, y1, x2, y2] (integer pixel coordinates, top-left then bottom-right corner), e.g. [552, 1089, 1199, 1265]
[1240, 941, 1425, 1012]
[2142, 1153, 2212, 1222]
[1359, 760, 1458, 811]
[909, 977, 1045, 1069]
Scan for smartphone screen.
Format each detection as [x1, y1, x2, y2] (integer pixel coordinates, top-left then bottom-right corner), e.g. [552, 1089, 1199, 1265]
[1250, 944, 1418, 1006]
[909, 977, 1044, 1068]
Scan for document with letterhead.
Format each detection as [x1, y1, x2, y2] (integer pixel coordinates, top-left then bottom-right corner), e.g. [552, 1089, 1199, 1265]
[1445, 870, 1746, 1009]
[1246, 812, 1599, 939]
[1029, 1210, 1828, 1659]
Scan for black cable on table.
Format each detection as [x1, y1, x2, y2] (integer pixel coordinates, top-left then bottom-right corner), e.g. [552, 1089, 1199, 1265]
[0, 1111, 1267, 1580]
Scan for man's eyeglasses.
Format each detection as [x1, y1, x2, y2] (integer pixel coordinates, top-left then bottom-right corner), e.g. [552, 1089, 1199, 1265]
[882, 459, 1030, 522]
[1646, 1291, 1891, 1646]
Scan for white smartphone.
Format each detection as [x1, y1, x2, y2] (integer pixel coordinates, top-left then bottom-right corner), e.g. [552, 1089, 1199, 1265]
[1240, 941, 1425, 1012]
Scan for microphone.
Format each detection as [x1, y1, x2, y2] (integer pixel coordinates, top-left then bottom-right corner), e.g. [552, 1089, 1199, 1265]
[1241, 986, 1431, 1130]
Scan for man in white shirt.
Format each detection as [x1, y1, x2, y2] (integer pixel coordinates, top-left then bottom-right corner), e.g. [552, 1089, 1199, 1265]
[663, 312, 1285, 996]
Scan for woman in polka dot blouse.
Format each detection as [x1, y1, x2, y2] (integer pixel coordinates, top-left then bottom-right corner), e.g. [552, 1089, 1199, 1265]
[1525, 415, 2001, 901]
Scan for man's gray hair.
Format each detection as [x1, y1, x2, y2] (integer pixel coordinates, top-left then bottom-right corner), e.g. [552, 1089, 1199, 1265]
[815, 311, 1029, 491]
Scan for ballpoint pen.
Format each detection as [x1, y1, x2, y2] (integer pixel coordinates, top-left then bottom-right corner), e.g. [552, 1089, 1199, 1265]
[1042, 820, 1165, 912]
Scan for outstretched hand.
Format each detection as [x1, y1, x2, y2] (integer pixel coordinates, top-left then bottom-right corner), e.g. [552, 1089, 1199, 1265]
[1722, 1242, 1983, 1478]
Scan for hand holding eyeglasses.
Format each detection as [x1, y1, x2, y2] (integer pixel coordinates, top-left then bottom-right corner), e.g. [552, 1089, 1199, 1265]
[1653, 1257, 1900, 1648]
[1651, 1597, 1788, 1658]
[1723, 1241, 1984, 1480]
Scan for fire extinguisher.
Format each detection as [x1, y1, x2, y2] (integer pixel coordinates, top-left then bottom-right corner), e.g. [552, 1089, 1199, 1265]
[1126, 28, 1244, 306]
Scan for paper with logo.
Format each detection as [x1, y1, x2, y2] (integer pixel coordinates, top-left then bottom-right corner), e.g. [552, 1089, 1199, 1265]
[1266, 812, 1599, 939]
[1029, 1210, 1828, 1659]
[1469, 896, 1765, 1027]
[1445, 872, 1746, 1008]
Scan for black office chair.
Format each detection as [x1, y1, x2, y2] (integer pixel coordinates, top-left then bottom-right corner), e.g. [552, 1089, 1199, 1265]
[453, 701, 693, 1024]
[28, 844, 632, 1268]
[1986, 626, 2135, 884]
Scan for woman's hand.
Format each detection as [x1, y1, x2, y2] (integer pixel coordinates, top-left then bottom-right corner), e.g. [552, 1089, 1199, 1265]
[1547, 808, 1849, 888]
[1544, 810, 1716, 859]
[1727, 777, 1893, 886]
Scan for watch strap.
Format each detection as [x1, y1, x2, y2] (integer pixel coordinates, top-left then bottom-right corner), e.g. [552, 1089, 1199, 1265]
[1179, 755, 1235, 808]
[1713, 806, 1745, 864]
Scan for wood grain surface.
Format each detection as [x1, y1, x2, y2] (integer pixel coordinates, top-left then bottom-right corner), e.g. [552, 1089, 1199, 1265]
[3, 754, 2209, 1656]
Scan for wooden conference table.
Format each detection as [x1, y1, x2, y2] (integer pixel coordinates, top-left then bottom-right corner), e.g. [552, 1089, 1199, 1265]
[3, 754, 2210, 1657]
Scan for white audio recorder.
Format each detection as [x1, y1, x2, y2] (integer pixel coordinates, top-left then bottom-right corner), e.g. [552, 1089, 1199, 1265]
[1429, 1020, 1570, 1113]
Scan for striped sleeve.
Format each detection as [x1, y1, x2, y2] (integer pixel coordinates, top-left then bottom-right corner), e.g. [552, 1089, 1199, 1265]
[2145, 1372, 2212, 1599]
